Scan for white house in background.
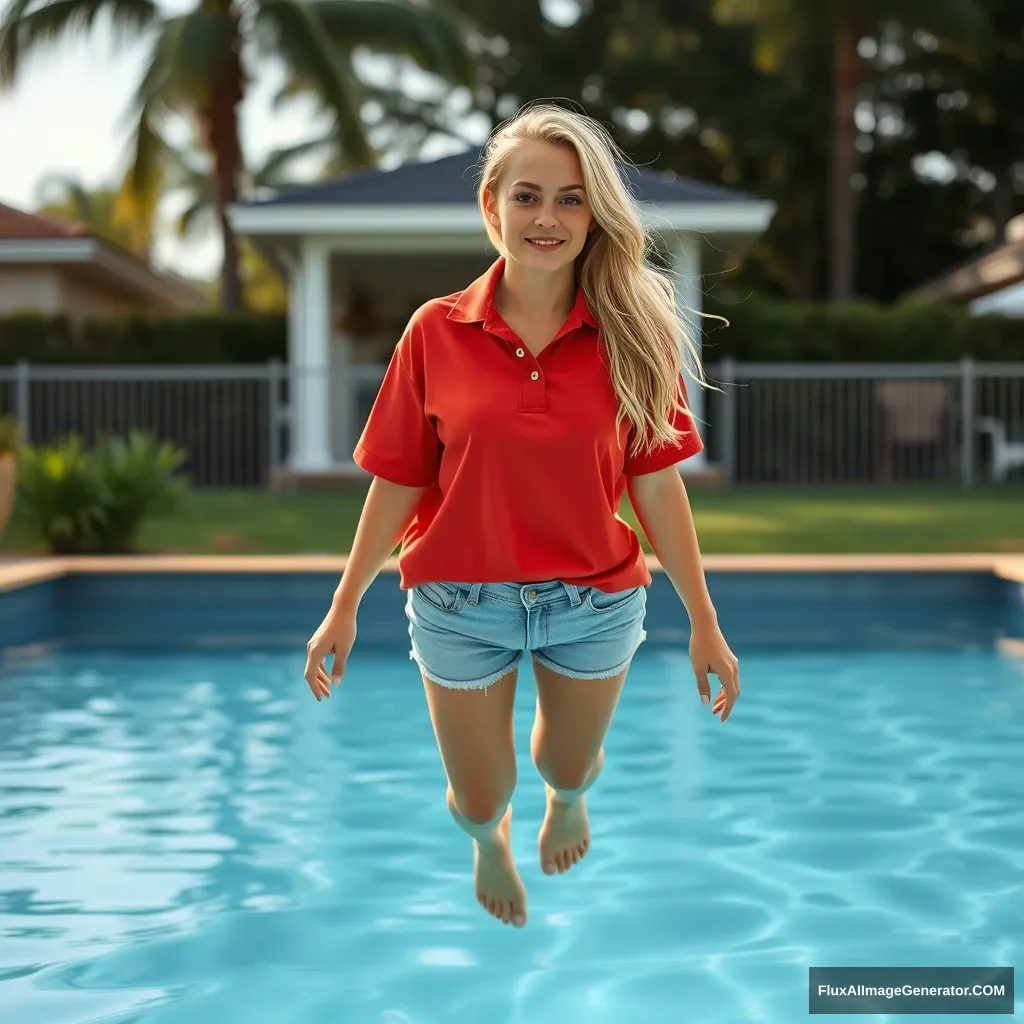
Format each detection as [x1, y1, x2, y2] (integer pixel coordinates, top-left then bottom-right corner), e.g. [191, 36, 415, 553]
[913, 213, 1024, 316]
[227, 149, 776, 484]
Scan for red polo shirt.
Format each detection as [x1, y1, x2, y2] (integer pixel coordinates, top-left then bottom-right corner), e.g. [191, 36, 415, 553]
[353, 257, 703, 591]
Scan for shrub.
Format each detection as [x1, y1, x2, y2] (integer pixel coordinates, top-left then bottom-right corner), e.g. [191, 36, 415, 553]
[16, 431, 189, 554]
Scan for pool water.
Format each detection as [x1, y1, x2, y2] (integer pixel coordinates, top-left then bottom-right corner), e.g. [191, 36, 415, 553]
[0, 646, 1021, 1023]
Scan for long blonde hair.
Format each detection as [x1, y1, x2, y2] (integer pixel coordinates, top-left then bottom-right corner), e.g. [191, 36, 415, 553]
[478, 101, 710, 457]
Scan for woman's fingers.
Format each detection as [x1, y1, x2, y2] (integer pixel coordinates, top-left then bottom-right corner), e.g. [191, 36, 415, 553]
[304, 639, 333, 701]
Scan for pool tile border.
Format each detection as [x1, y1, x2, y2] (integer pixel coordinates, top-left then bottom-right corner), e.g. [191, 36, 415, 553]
[2, 553, 1022, 594]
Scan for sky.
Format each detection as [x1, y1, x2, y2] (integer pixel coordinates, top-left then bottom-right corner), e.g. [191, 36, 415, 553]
[0, 1, 493, 279]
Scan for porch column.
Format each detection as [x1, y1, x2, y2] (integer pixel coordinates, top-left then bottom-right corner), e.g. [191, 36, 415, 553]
[287, 256, 305, 469]
[294, 237, 332, 471]
[670, 231, 708, 471]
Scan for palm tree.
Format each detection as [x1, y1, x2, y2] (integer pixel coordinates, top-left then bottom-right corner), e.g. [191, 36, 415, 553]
[713, 0, 986, 302]
[0, 0, 474, 310]
[158, 135, 326, 311]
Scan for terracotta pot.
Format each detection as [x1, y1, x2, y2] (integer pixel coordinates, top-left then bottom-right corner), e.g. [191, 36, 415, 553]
[0, 453, 16, 537]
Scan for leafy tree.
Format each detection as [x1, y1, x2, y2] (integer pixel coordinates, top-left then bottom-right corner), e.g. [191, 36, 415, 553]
[711, 0, 987, 300]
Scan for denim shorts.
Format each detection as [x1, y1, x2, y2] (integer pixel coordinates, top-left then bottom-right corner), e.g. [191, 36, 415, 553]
[404, 579, 648, 690]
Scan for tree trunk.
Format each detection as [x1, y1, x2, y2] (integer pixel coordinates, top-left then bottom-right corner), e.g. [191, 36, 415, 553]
[992, 167, 1016, 242]
[202, 31, 246, 312]
[795, 219, 819, 300]
[829, 17, 862, 303]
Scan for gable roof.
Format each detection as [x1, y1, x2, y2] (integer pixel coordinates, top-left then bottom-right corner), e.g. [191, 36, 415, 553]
[245, 148, 762, 209]
[0, 202, 95, 240]
[0, 201, 206, 310]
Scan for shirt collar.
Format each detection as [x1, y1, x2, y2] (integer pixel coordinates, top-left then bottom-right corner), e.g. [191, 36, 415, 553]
[448, 256, 599, 331]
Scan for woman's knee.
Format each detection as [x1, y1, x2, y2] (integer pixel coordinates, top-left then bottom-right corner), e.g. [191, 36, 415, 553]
[532, 738, 606, 794]
[448, 774, 516, 826]
[532, 751, 593, 794]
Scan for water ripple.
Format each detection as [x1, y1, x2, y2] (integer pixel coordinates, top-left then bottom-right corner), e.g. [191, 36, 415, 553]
[0, 646, 1020, 1022]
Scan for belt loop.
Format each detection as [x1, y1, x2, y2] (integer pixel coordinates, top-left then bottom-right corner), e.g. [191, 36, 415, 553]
[467, 583, 483, 606]
[561, 582, 582, 607]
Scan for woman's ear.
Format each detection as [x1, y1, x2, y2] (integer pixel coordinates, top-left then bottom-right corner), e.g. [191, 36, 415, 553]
[482, 189, 500, 229]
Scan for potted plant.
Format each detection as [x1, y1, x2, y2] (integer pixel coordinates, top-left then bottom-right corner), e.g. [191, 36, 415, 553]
[0, 415, 20, 537]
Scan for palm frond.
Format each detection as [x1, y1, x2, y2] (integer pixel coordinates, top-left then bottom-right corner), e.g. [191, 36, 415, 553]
[36, 172, 94, 217]
[255, 136, 337, 187]
[175, 196, 213, 240]
[0, 0, 158, 87]
[312, 0, 475, 86]
[116, 44, 179, 257]
[254, 0, 375, 167]
[144, 9, 239, 108]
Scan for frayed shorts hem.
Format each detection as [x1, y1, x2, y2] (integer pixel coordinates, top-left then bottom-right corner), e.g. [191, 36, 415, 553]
[409, 628, 647, 689]
[532, 628, 648, 679]
[409, 649, 524, 691]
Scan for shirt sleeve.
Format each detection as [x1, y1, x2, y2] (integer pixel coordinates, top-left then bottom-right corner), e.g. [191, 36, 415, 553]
[352, 316, 441, 487]
[623, 372, 704, 476]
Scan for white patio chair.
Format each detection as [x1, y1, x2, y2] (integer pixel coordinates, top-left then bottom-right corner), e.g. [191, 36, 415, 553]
[976, 416, 1024, 481]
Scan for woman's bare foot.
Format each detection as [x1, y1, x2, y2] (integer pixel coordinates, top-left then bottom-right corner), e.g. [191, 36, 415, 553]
[538, 785, 591, 875]
[474, 806, 527, 926]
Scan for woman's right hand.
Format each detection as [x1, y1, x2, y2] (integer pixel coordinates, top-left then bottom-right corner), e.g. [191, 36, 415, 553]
[304, 604, 357, 702]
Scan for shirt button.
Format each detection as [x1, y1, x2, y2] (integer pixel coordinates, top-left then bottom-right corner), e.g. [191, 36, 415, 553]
[515, 347, 525, 357]
[530, 370, 539, 380]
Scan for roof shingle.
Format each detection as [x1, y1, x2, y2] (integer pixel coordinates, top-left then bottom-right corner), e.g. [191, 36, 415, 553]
[247, 149, 760, 208]
[0, 202, 93, 240]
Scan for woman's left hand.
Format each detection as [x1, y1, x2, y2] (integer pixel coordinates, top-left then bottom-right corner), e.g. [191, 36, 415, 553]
[690, 619, 740, 722]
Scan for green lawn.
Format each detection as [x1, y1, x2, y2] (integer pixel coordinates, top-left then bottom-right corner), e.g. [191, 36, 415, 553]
[4, 484, 1022, 556]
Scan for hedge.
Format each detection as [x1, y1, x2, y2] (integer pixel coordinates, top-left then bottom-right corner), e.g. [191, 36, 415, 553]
[0, 300, 1021, 365]
[0, 312, 286, 364]
[699, 298, 1024, 362]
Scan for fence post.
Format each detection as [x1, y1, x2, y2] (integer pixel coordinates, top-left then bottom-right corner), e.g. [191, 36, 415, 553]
[959, 356, 974, 489]
[267, 359, 282, 490]
[720, 356, 737, 485]
[14, 360, 30, 444]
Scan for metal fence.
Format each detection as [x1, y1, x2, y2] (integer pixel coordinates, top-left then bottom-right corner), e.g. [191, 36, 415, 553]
[0, 362, 280, 488]
[704, 358, 1024, 485]
[1, 359, 1022, 488]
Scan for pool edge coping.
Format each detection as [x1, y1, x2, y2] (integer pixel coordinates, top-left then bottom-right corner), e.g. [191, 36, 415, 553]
[2, 553, 1023, 594]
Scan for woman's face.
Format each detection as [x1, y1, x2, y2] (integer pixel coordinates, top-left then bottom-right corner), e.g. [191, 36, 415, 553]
[485, 140, 597, 272]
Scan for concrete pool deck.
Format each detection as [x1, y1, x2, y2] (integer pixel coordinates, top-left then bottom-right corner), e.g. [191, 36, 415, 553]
[2, 553, 1023, 593]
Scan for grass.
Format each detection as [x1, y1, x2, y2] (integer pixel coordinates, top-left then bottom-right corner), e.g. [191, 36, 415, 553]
[4, 483, 1023, 556]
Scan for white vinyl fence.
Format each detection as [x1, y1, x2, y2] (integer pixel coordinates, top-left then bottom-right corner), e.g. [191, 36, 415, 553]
[1, 359, 1022, 488]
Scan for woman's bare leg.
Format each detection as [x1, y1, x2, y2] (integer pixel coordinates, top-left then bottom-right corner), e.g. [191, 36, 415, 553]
[530, 660, 628, 874]
[421, 668, 527, 927]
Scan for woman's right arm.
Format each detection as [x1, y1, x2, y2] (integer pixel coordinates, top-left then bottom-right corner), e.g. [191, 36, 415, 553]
[304, 476, 426, 700]
[332, 476, 427, 615]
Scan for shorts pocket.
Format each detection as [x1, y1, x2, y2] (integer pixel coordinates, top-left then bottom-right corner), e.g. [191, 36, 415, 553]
[413, 582, 466, 613]
[585, 585, 644, 613]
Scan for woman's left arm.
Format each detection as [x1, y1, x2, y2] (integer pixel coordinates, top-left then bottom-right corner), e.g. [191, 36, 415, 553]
[627, 466, 740, 721]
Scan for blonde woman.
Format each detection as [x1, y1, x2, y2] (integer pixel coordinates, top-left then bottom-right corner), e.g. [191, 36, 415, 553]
[304, 102, 740, 930]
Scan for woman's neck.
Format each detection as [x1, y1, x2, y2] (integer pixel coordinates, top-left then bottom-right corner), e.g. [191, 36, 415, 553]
[496, 256, 576, 321]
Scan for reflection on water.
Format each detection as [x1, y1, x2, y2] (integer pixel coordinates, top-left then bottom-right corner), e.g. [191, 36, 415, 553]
[0, 647, 1021, 1022]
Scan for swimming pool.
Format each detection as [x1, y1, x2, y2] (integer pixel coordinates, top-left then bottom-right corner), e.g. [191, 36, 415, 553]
[1, 565, 1022, 1022]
